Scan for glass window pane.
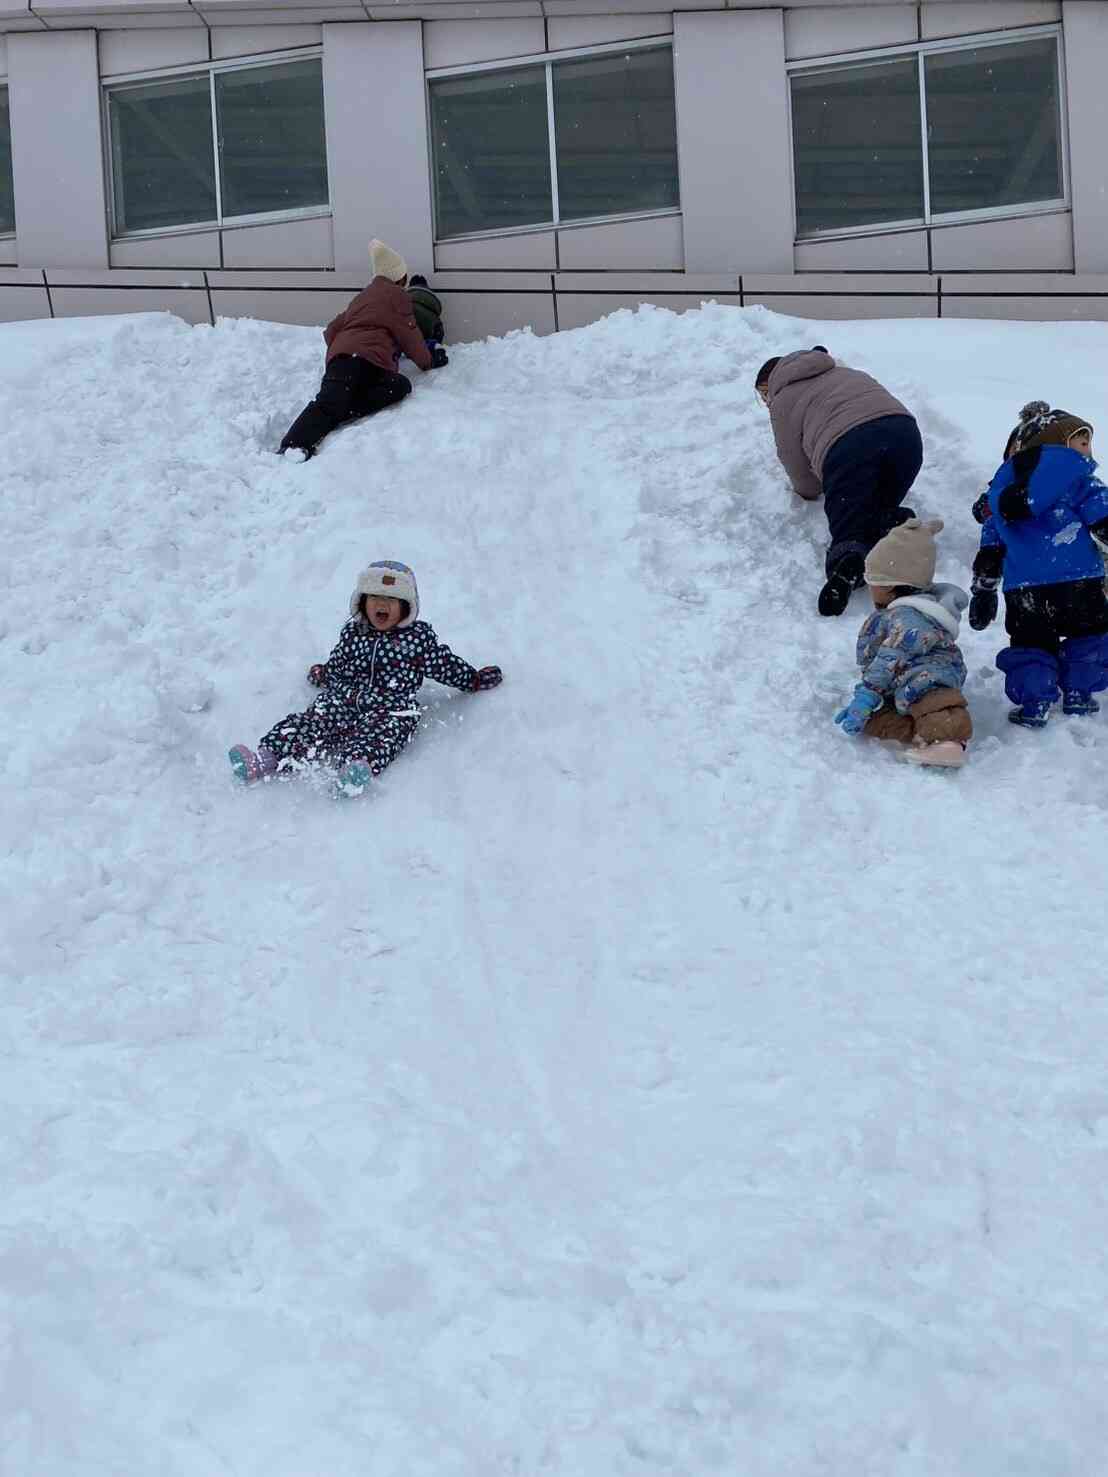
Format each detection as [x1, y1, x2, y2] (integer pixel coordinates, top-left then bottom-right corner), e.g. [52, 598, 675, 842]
[791, 58, 924, 235]
[924, 38, 1063, 216]
[552, 47, 679, 223]
[0, 88, 14, 235]
[215, 59, 328, 219]
[429, 67, 552, 239]
[108, 76, 216, 234]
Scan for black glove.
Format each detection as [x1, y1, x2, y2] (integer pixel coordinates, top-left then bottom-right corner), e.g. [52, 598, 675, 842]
[968, 587, 999, 631]
[472, 666, 502, 691]
[997, 484, 1032, 522]
[971, 491, 992, 525]
[430, 346, 449, 369]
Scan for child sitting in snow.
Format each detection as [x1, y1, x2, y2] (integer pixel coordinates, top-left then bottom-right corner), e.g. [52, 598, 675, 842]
[969, 400, 1108, 728]
[834, 517, 972, 767]
[229, 560, 502, 797]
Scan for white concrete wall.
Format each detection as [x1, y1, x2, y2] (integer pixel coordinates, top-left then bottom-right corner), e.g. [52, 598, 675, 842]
[673, 10, 793, 273]
[323, 20, 433, 276]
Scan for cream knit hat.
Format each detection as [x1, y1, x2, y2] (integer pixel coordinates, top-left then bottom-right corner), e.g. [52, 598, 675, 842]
[368, 239, 409, 284]
[864, 518, 944, 589]
[349, 560, 420, 626]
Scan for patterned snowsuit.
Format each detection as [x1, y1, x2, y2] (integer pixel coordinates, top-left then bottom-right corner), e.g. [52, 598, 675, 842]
[261, 617, 479, 775]
[855, 584, 974, 746]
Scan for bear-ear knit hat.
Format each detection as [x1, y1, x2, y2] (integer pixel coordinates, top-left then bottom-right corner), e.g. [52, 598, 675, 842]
[349, 560, 419, 627]
[368, 239, 409, 284]
[864, 517, 944, 589]
[1010, 400, 1093, 455]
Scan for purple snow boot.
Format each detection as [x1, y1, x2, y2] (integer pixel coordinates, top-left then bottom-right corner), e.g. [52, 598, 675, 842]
[229, 744, 278, 784]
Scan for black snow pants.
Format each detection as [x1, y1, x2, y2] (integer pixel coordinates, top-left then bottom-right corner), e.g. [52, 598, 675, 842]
[821, 414, 924, 575]
[281, 354, 411, 455]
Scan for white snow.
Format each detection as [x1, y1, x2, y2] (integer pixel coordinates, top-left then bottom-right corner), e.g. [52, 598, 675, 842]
[3, 302, 1108, 1475]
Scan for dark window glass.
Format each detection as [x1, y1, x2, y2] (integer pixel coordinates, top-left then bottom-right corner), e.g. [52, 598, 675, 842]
[108, 75, 216, 233]
[925, 38, 1062, 215]
[429, 67, 553, 238]
[0, 88, 13, 234]
[552, 48, 679, 222]
[791, 57, 925, 235]
[215, 59, 328, 219]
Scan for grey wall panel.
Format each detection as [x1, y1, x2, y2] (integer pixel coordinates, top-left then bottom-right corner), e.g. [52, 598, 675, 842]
[323, 21, 433, 276]
[920, 2, 1060, 40]
[941, 294, 1108, 320]
[743, 292, 938, 320]
[546, 14, 671, 48]
[423, 18, 544, 68]
[794, 230, 929, 270]
[434, 231, 556, 269]
[931, 211, 1073, 271]
[555, 290, 738, 331]
[556, 213, 683, 270]
[673, 11, 792, 273]
[785, 4, 916, 61]
[99, 25, 208, 71]
[209, 286, 353, 324]
[50, 285, 211, 321]
[8, 31, 109, 268]
[439, 289, 555, 339]
[211, 24, 322, 56]
[222, 213, 334, 267]
[1063, 2, 1108, 274]
[110, 232, 222, 266]
[34, 0, 201, 26]
[0, 240, 17, 264]
[0, 283, 51, 320]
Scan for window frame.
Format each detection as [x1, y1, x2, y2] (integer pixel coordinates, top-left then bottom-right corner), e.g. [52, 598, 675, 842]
[102, 47, 331, 241]
[786, 23, 1070, 243]
[425, 36, 681, 244]
[0, 82, 14, 241]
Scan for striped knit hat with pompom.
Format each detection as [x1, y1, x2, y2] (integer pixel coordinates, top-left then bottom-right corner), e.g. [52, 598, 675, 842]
[1008, 400, 1093, 456]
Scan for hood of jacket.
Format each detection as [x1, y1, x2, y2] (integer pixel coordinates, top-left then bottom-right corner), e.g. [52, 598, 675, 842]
[889, 582, 968, 638]
[766, 349, 836, 399]
[994, 444, 1099, 519]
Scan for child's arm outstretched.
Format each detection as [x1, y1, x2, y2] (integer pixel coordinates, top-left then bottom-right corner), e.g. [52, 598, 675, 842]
[420, 626, 502, 692]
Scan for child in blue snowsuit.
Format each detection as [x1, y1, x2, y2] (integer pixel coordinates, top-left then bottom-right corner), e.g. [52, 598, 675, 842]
[969, 401, 1108, 728]
[834, 517, 973, 767]
[229, 560, 502, 796]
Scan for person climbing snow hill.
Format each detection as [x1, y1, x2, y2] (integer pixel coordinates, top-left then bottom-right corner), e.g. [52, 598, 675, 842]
[279, 240, 449, 461]
[756, 347, 923, 618]
[969, 400, 1108, 729]
[229, 560, 503, 798]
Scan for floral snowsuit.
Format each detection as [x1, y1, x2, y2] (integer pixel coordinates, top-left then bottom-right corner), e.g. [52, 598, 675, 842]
[261, 617, 479, 775]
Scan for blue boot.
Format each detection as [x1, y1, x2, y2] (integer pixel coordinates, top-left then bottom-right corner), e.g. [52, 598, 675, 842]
[1008, 702, 1052, 729]
[332, 761, 373, 798]
[1062, 692, 1100, 716]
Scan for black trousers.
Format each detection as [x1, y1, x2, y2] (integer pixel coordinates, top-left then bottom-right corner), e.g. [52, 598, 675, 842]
[821, 414, 923, 574]
[281, 354, 411, 453]
[1004, 577, 1108, 655]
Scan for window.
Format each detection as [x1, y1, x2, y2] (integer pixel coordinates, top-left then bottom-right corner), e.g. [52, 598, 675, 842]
[790, 31, 1064, 237]
[428, 44, 679, 240]
[106, 56, 328, 236]
[0, 86, 14, 236]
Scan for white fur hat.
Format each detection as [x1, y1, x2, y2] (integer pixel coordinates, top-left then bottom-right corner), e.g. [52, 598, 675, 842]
[368, 239, 409, 284]
[350, 560, 419, 626]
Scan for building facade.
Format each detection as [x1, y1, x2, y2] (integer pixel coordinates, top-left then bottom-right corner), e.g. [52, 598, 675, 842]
[1, 1, 1107, 334]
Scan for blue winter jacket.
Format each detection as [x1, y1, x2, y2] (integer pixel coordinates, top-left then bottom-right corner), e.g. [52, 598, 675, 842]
[856, 584, 968, 712]
[979, 447, 1108, 590]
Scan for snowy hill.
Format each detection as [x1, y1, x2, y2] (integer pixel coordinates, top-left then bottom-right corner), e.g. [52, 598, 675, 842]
[3, 304, 1108, 1475]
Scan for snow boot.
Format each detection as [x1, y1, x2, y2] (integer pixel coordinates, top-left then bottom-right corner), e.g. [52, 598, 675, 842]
[1008, 701, 1052, 729]
[229, 744, 278, 784]
[332, 760, 373, 798]
[1062, 692, 1100, 716]
[904, 740, 967, 769]
[818, 553, 865, 617]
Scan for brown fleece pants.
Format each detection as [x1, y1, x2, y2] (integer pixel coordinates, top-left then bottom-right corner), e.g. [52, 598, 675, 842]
[863, 688, 973, 746]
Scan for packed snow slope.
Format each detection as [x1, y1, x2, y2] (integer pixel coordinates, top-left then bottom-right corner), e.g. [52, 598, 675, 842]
[4, 304, 1108, 1476]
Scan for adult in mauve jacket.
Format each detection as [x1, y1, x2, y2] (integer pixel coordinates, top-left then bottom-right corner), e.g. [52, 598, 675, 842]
[279, 239, 447, 460]
[755, 347, 923, 616]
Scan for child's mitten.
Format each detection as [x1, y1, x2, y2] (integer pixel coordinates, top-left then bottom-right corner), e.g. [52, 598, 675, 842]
[834, 685, 883, 735]
[968, 587, 998, 630]
[472, 666, 503, 690]
[307, 663, 328, 686]
[430, 346, 449, 369]
[971, 491, 992, 524]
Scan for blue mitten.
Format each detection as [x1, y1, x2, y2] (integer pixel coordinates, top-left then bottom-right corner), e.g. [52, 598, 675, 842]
[834, 685, 884, 735]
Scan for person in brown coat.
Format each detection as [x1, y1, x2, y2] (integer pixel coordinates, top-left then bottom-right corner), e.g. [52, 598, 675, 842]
[279, 240, 448, 460]
[756, 347, 923, 616]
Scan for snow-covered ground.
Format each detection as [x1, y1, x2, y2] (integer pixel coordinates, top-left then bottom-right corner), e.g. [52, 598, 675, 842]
[3, 302, 1108, 1476]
